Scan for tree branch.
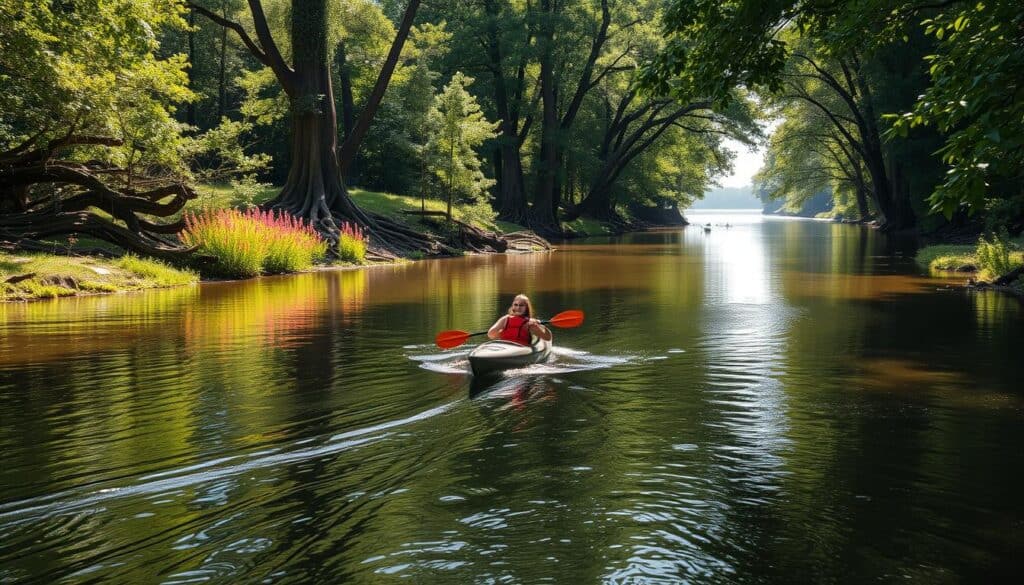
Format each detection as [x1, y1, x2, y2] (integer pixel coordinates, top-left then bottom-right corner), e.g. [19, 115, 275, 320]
[246, 0, 296, 91]
[188, 2, 271, 68]
[339, 0, 422, 174]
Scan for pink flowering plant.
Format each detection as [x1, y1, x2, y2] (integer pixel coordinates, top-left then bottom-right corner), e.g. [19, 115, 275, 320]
[337, 221, 367, 264]
[181, 208, 328, 277]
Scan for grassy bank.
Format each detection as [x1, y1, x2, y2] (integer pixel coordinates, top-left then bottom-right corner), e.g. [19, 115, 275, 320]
[916, 240, 1024, 283]
[915, 245, 979, 274]
[1, 252, 198, 301]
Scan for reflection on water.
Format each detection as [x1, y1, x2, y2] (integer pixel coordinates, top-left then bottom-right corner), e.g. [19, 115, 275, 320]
[1, 212, 1022, 582]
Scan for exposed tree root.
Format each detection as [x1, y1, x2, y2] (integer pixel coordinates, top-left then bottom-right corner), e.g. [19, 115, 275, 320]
[0, 210, 193, 261]
[2, 148, 198, 260]
[503, 230, 553, 252]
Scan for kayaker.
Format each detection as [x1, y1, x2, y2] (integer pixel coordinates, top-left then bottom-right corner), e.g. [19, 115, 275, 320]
[486, 294, 553, 346]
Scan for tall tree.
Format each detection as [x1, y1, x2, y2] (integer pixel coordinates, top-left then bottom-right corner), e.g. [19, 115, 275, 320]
[779, 40, 911, 228]
[530, 0, 618, 233]
[757, 106, 873, 221]
[482, 0, 533, 223]
[190, 0, 434, 254]
[424, 72, 498, 220]
[647, 0, 1023, 231]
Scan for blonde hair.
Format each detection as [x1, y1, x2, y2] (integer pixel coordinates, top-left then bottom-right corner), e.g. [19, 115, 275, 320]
[507, 294, 534, 318]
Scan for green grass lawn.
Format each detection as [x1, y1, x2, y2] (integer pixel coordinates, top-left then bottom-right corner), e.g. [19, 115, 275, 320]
[1, 252, 197, 301]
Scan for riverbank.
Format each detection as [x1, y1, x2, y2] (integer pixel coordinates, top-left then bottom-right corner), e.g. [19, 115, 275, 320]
[1, 252, 198, 301]
[915, 241, 1024, 297]
[0, 186, 550, 301]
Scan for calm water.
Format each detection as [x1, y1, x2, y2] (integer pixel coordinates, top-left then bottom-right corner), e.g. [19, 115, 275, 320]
[1, 211, 1022, 583]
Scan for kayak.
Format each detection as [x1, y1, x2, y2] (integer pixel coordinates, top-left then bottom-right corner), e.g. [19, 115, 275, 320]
[468, 337, 551, 376]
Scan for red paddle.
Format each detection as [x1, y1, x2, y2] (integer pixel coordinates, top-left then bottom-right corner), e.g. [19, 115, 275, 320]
[434, 309, 585, 349]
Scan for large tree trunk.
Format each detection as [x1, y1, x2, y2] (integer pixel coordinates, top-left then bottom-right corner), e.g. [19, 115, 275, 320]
[853, 62, 913, 230]
[529, 0, 560, 233]
[853, 164, 871, 221]
[255, 0, 438, 256]
[575, 182, 617, 221]
[335, 40, 358, 183]
[264, 1, 351, 241]
[270, 65, 353, 236]
[528, 0, 612, 233]
[496, 138, 528, 222]
[886, 159, 916, 230]
[791, 52, 915, 231]
[483, 0, 528, 224]
[191, 0, 464, 257]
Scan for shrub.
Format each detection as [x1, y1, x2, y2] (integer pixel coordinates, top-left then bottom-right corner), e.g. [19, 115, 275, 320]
[337, 222, 367, 264]
[976, 228, 1021, 281]
[181, 208, 327, 277]
[259, 210, 329, 273]
[457, 200, 499, 230]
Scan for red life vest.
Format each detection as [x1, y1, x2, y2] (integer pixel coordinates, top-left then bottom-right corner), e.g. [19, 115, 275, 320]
[500, 315, 532, 345]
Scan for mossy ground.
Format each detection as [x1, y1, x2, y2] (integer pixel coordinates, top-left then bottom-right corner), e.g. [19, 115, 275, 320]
[1, 253, 197, 301]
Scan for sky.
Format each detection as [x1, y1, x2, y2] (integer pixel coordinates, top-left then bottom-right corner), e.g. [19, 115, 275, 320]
[719, 138, 765, 189]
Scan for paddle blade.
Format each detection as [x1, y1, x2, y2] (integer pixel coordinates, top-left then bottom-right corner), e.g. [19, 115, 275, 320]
[435, 330, 471, 349]
[546, 309, 585, 328]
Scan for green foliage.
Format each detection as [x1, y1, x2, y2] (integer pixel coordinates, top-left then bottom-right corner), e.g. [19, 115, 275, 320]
[424, 72, 498, 213]
[0, 0, 194, 175]
[458, 199, 499, 228]
[637, 0, 793, 102]
[358, 23, 450, 193]
[976, 229, 1021, 281]
[188, 117, 273, 183]
[880, 2, 1024, 222]
[887, 1, 1024, 219]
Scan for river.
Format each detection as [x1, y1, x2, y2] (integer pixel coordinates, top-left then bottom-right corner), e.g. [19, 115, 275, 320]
[1, 211, 1021, 583]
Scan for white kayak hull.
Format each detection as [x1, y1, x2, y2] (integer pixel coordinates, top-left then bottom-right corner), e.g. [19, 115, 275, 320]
[468, 338, 551, 376]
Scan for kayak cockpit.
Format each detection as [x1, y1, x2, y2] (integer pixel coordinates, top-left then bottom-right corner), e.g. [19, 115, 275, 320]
[467, 337, 552, 376]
